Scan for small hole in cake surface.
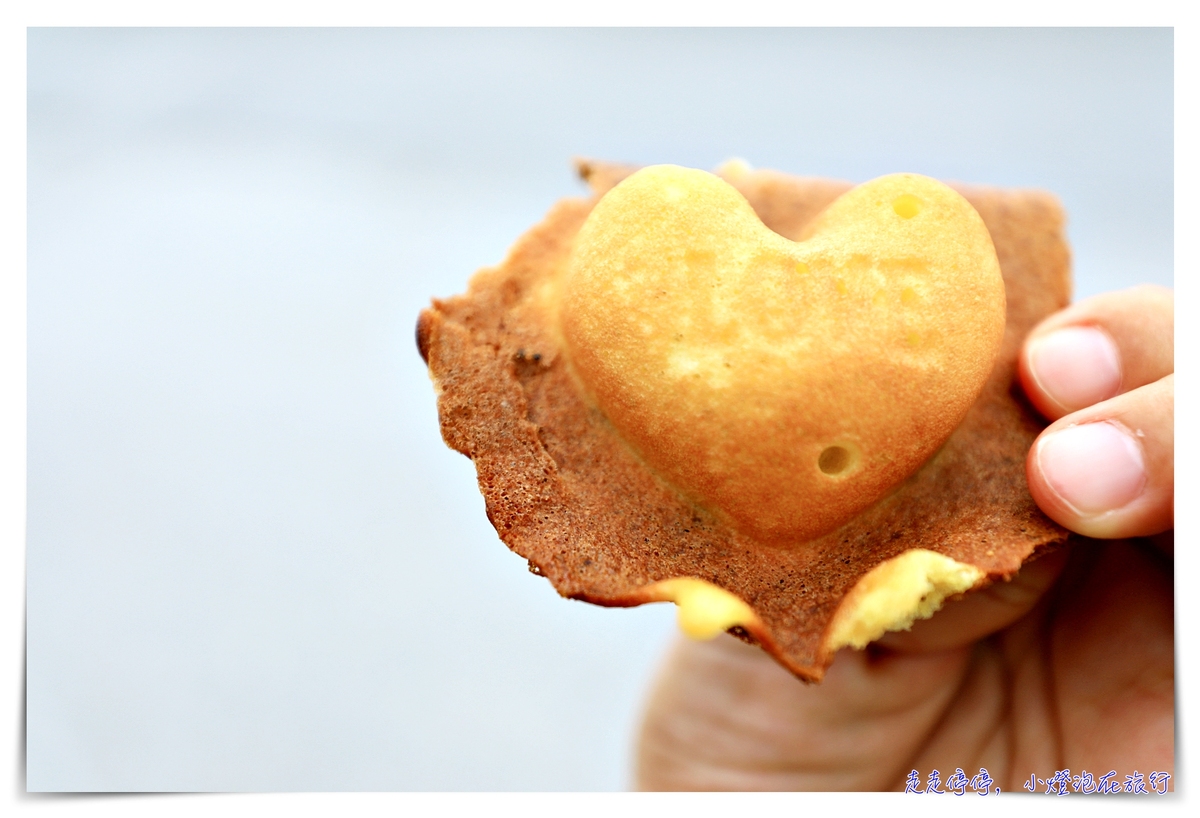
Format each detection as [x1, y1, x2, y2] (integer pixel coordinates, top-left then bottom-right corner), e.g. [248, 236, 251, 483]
[892, 194, 920, 219]
[819, 445, 853, 475]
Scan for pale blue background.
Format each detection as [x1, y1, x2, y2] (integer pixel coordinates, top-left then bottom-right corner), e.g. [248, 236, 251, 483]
[26, 28, 1173, 791]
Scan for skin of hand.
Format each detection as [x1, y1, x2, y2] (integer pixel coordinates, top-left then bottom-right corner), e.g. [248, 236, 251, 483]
[635, 285, 1174, 792]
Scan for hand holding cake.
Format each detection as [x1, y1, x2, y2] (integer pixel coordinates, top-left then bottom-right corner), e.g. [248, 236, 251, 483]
[418, 159, 1172, 789]
[636, 284, 1174, 791]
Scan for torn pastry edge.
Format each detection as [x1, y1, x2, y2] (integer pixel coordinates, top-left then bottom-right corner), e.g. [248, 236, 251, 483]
[822, 548, 987, 653]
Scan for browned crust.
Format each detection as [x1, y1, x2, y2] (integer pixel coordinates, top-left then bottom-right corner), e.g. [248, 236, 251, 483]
[419, 160, 1071, 681]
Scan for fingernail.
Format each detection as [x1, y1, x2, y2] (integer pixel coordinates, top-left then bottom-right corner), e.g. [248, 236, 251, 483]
[1036, 422, 1146, 515]
[1028, 326, 1122, 411]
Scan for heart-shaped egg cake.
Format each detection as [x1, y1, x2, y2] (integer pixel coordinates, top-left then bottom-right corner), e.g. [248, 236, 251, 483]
[420, 159, 1071, 680]
[560, 166, 1006, 544]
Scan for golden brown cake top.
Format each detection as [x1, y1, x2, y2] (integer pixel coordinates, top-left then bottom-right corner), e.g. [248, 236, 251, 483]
[561, 165, 1006, 544]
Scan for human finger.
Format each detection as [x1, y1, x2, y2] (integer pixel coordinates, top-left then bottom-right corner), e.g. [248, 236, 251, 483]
[1019, 285, 1173, 421]
[1027, 375, 1173, 539]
